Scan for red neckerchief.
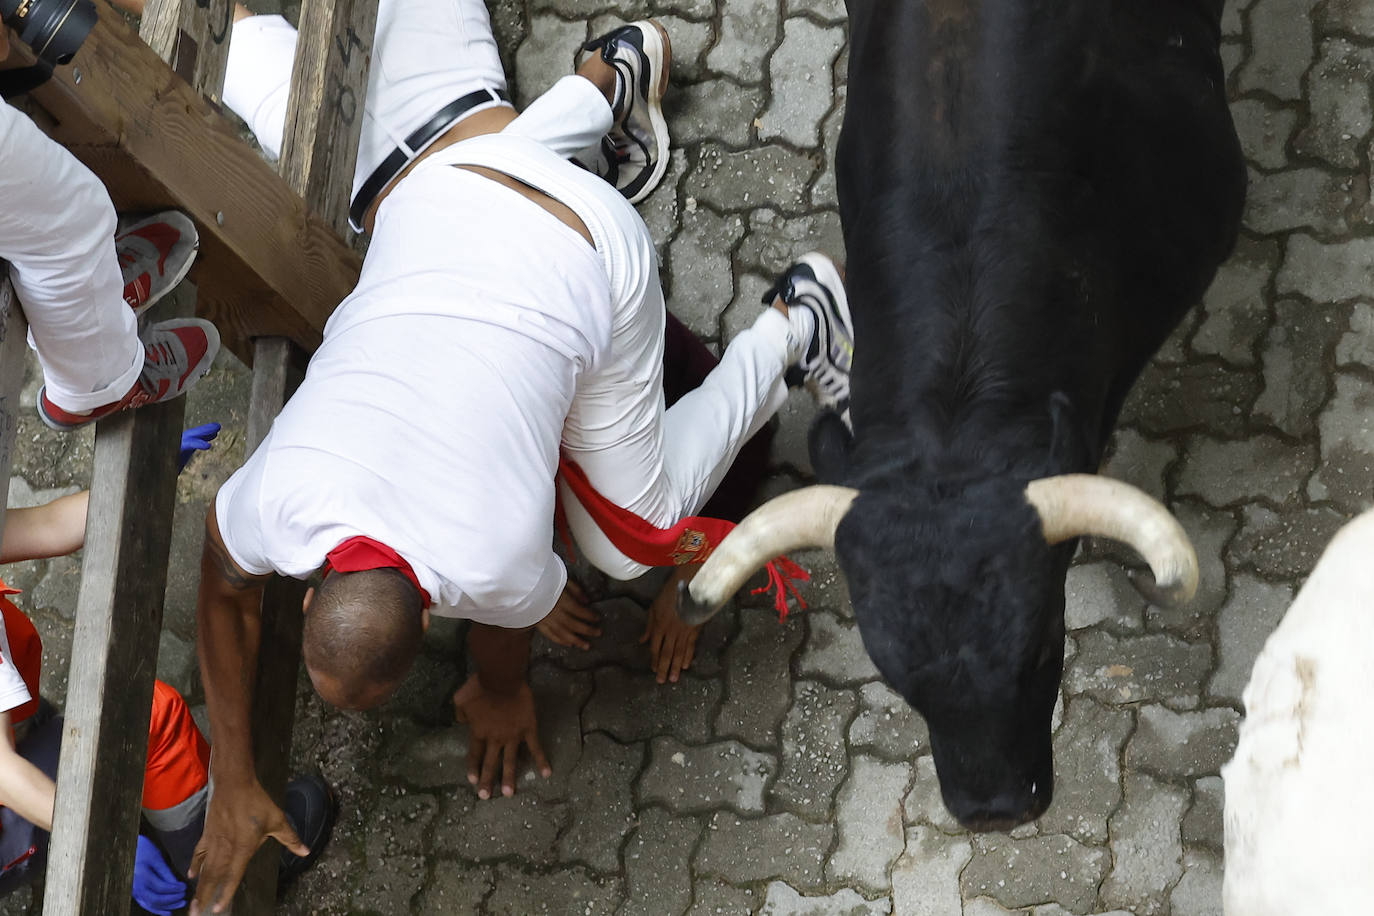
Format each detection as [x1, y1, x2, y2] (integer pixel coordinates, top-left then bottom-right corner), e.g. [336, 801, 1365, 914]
[556, 458, 809, 620]
[322, 536, 433, 609]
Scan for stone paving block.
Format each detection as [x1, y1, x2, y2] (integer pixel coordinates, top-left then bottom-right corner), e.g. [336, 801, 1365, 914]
[557, 734, 645, 873]
[798, 610, 879, 684]
[1237, 0, 1321, 100]
[761, 882, 892, 915]
[811, 84, 846, 208]
[514, 15, 588, 107]
[1119, 360, 1262, 439]
[759, 17, 844, 147]
[714, 603, 806, 744]
[1064, 630, 1213, 707]
[668, 81, 768, 147]
[768, 393, 821, 477]
[1243, 166, 1354, 235]
[529, 663, 596, 797]
[1038, 697, 1132, 844]
[1208, 573, 1293, 702]
[583, 665, 725, 744]
[1063, 561, 1146, 632]
[435, 791, 569, 865]
[620, 807, 700, 916]
[773, 680, 858, 816]
[786, 0, 846, 23]
[1175, 433, 1316, 506]
[1292, 39, 1374, 168]
[1101, 428, 1178, 499]
[1254, 298, 1346, 439]
[696, 811, 832, 889]
[888, 826, 971, 916]
[738, 208, 846, 275]
[961, 832, 1108, 913]
[1128, 705, 1240, 778]
[827, 755, 913, 893]
[641, 736, 777, 814]
[1100, 773, 1189, 915]
[417, 862, 494, 915]
[355, 794, 438, 915]
[688, 877, 759, 915]
[665, 208, 748, 337]
[1321, 0, 1374, 34]
[902, 754, 962, 834]
[708, 0, 780, 83]
[1312, 371, 1374, 512]
[848, 681, 927, 760]
[1230, 502, 1348, 579]
[791, 547, 853, 618]
[382, 725, 471, 789]
[586, 13, 713, 82]
[1171, 848, 1225, 916]
[486, 864, 624, 915]
[686, 143, 819, 213]
[1277, 234, 1374, 304]
[1193, 235, 1278, 366]
[1183, 775, 1225, 850]
[1337, 302, 1374, 368]
[1230, 98, 1297, 169]
[641, 148, 688, 253]
[534, 598, 648, 671]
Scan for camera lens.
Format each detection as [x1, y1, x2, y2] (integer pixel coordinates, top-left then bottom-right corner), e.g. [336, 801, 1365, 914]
[2, 0, 96, 66]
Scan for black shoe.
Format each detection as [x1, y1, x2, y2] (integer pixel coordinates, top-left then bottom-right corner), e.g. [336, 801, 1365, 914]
[278, 774, 336, 886]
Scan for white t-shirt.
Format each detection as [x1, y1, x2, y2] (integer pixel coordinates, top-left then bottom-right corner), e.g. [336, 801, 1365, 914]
[0, 614, 33, 716]
[217, 162, 612, 627]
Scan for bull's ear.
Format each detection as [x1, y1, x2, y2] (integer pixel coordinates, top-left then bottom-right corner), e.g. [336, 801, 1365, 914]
[809, 410, 853, 484]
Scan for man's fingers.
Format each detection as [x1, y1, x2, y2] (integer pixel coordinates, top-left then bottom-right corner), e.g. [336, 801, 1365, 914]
[565, 602, 599, 624]
[270, 821, 310, 858]
[479, 741, 502, 799]
[502, 742, 518, 797]
[526, 729, 552, 778]
[466, 735, 484, 785]
[565, 579, 588, 602]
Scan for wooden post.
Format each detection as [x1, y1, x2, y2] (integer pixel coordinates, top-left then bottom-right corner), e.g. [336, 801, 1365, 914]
[139, 0, 234, 100]
[0, 278, 29, 548]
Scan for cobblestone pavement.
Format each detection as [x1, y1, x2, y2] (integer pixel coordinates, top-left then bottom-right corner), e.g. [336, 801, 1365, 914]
[3, 0, 1372, 913]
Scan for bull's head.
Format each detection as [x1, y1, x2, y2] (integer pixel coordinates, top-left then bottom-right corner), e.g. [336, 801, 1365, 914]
[677, 473, 1196, 831]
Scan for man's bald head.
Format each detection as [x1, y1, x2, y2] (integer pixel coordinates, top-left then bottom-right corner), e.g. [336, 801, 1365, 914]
[302, 568, 424, 710]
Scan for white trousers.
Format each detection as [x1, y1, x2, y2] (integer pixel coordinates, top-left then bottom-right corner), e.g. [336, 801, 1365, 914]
[222, 0, 798, 581]
[0, 102, 142, 412]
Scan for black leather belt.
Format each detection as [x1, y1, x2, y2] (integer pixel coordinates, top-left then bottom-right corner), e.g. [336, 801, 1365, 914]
[348, 86, 511, 230]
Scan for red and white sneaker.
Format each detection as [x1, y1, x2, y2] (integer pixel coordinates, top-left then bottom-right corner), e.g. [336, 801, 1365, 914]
[36, 319, 221, 431]
[116, 211, 199, 315]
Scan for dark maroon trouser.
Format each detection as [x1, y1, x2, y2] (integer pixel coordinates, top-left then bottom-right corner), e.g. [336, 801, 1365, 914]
[661, 311, 775, 524]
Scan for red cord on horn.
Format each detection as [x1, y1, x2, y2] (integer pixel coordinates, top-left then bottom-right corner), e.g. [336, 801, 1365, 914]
[751, 555, 811, 622]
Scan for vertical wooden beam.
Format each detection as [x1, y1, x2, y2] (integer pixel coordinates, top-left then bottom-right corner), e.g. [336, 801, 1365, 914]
[139, 0, 235, 102]
[0, 278, 29, 548]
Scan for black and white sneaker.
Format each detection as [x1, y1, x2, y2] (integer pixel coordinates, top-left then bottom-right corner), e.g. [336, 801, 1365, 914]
[573, 20, 672, 204]
[767, 252, 854, 422]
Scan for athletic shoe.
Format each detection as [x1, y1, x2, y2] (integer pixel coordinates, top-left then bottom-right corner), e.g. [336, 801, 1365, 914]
[36, 318, 221, 430]
[573, 21, 672, 204]
[117, 211, 199, 315]
[278, 773, 337, 885]
[766, 252, 854, 419]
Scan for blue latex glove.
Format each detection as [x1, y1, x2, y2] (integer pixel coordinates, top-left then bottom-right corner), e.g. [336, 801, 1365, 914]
[133, 835, 187, 915]
[178, 422, 221, 472]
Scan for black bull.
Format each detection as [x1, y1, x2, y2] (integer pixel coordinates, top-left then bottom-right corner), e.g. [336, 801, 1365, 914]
[681, 0, 1245, 831]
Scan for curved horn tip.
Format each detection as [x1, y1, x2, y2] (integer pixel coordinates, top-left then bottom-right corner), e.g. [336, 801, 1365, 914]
[676, 579, 724, 626]
[1130, 569, 1198, 609]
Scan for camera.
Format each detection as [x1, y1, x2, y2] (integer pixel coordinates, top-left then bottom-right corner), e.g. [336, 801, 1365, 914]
[1, 0, 96, 66]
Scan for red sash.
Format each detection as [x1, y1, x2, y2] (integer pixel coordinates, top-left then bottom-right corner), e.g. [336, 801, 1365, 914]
[556, 458, 809, 619]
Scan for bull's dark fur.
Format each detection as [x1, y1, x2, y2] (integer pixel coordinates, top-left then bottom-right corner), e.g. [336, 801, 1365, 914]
[821, 0, 1245, 829]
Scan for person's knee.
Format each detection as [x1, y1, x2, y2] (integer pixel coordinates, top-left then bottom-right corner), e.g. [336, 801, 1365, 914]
[303, 569, 425, 710]
[582, 542, 652, 581]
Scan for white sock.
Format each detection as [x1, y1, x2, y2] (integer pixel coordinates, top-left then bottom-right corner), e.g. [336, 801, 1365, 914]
[785, 305, 816, 366]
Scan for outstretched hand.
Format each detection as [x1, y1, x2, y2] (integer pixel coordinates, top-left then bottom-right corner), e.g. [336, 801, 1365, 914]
[453, 674, 550, 799]
[536, 580, 601, 649]
[178, 422, 221, 472]
[643, 566, 703, 684]
[188, 778, 309, 915]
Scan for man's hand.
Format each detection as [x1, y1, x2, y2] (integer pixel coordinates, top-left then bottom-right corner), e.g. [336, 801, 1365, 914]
[642, 566, 704, 684]
[453, 675, 550, 799]
[188, 779, 309, 915]
[535, 580, 601, 649]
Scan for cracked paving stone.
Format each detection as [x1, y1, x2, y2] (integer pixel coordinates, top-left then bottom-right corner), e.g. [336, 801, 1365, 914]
[1237, 0, 1321, 100]
[849, 681, 927, 760]
[811, 84, 846, 208]
[1101, 773, 1189, 915]
[761, 882, 892, 915]
[1293, 39, 1374, 168]
[707, 0, 779, 83]
[1193, 235, 1278, 366]
[961, 833, 1108, 913]
[1321, 0, 1374, 35]
[738, 208, 846, 276]
[1101, 428, 1178, 499]
[1175, 433, 1316, 506]
[1229, 502, 1347, 578]
[1171, 848, 1225, 916]
[769, 394, 821, 477]
[1064, 630, 1212, 707]
[1128, 705, 1240, 779]
[587, 13, 713, 82]
[435, 791, 569, 866]
[1243, 167, 1354, 235]
[665, 208, 747, 338]
[1119, 360, 1261, 439]
[417, 863, 493, 915]
[688, 878, 759, 915]
[686, 143, 819, 213]
[1208, 573, 1294, 702]
[514, 15, 587, 107]
[828, 755, 913, 893]
[791, 547, 853, 618]
[583, 666, 725, 744]
[356, 795, 438, 915]
[798, 610, 879, 684]
[641, 148, 688, 257]
[641, 736, 777, 814]
[696, 811, 833, 889]
[903, 755, 962, 834]
[383, 725, 469, 789]
[558, 734, 645, 873]
[786, 0, 846, 23]
[1064, 561, 1146, 632]
[773, 680, 859, 816]
[667, 81, 767, 147]
[1277, 234, 1374, 304]
[714, 604, 806, 744]
[486, 864, 623, 915]
[534, 598, 649, 671]
[620, 808, 699, 916]
[529, 663, 596, 797]
[889, 826, 971, 916]
[1183, 776, 1225, 850]
[759, 17, 845, 147]
[1313, 371, 1374, 512]
[1230, 98, 1298, 170]
[1038, 697, 1132, 844]
[1338, 302, 1374, 368]
[1254, 298, 1345, 439]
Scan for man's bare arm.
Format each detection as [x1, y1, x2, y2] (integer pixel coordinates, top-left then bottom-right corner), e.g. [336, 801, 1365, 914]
[452, 622, 549, 798]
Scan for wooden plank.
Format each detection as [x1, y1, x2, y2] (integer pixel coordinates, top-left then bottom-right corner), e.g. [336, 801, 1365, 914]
[3, 1, 362, 363]
[0, 278, 29, 548]
[139, 0, 234, 99]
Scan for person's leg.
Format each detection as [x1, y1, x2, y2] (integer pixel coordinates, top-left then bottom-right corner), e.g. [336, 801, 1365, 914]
[140, 681, 210, 878]
[0, 707, 64, 896]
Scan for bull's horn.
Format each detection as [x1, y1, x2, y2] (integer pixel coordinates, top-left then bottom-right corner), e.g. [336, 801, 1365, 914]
[1025, 474, 1198, 607]
[677, 485, 860, 625]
